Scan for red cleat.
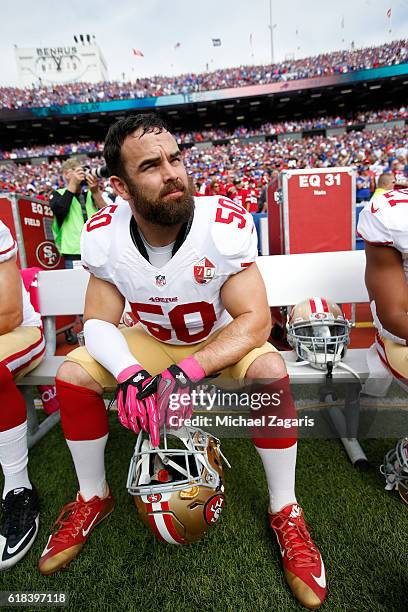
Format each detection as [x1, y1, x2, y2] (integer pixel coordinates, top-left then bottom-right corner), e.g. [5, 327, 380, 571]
[269, 503, 327, 610]
[38, 488, 115, 576]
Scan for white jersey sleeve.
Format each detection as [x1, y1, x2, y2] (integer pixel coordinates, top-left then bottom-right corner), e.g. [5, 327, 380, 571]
[210, 196, 258, 275]
[357, 198, 394, 247]
[80, 204, 128, 281]
[357, 189, 408, 251]
[0, 221, 17, 263]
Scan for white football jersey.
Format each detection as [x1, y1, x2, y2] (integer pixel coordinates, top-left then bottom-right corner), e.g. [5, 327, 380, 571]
[0, 220, 41, 328]
[81, 196, 258, 345]
[357, 188, 408, 280]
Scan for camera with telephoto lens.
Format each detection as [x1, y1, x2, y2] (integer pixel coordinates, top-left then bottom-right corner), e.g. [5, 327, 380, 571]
[82, 165, 110, 179]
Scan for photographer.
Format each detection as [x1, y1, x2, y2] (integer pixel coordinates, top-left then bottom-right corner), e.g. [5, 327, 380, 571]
[50, 159, 105, 268]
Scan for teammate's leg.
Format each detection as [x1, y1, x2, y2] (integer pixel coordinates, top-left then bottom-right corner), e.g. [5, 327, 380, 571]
[0, 326, 44, 569]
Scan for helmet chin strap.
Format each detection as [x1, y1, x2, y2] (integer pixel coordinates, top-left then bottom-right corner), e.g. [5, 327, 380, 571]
[325, 359, 361, 383]
[335, 361, 361, 382]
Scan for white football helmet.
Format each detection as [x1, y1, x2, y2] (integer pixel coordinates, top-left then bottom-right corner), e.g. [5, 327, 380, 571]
[380, 438, 408, 504]
[286, 297, 351, 370]
[127, 427, 229, 544]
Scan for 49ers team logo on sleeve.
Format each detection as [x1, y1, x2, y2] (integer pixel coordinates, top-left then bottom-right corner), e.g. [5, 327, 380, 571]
[204, 493, 225, 525]
[194, 257, 216, 284]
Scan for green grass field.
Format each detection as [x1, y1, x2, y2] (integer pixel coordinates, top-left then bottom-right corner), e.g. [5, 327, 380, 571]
[0, 415, 407, 612]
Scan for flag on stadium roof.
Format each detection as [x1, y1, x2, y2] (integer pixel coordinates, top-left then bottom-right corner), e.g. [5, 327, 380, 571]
[212, 38, 222, 47]
[132, 48, 144, 57]
[387, 8, 392, 18]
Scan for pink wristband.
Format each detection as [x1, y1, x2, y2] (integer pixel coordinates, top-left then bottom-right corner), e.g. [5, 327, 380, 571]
[178, 356, 206, 382]
[117, 364, 143, 383]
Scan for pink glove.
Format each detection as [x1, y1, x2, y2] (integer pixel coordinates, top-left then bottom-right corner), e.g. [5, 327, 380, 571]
[116, 365, 159, 446]
[139, 356, 205, 429]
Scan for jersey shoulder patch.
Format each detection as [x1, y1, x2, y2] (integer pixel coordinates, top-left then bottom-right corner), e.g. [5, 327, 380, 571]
[81, 204, 130, 277]
[0, 220, 17, 263]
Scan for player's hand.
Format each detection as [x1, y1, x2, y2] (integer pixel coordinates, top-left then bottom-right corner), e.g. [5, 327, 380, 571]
[116, 364, 159, 445]
[138, 356, 206, 429]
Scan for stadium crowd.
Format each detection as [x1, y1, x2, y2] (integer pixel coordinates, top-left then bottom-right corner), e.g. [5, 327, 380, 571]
[0, 40, 406, 110]
[0, 106, 406, 161]
[0, 124, 406, 206]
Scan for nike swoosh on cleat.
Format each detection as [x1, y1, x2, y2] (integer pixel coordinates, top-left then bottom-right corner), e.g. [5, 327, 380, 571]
[311, 558, 326, 589]
[41, 536, 54, 558]
[6, 525, 36, 556]
[41, 545, 54, 557]
[82, 513, 100, 537]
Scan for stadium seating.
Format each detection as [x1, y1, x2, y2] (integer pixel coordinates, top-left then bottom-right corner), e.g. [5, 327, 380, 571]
[0, 123, 406, 198]
[0, 39, 406, 110]
[18, 251, 373, 466]
[1, 106, 406, 161]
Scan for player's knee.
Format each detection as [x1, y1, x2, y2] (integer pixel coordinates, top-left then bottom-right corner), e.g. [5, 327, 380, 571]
[246, 352, 287, 380]
[56, 361, 103, 394]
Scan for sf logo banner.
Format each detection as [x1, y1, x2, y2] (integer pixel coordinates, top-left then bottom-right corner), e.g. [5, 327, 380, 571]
[36, 241, 61, 269]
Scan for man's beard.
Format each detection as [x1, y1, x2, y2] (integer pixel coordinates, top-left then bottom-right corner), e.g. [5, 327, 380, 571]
[127, 176, 195, 226]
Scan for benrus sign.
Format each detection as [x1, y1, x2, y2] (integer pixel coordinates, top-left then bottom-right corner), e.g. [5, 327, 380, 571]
[36, 47, 77, 57]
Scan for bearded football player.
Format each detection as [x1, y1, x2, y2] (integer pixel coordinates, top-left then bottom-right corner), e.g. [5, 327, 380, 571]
[39, 114, 326, 610]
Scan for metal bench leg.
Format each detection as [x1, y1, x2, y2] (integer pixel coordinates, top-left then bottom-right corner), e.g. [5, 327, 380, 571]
[21, 386, 39, 436]
[320, 383, 369, 469]
[342, 383, 369, 470]
[21, 385, 60, 449]
[27, 412, 61, 450]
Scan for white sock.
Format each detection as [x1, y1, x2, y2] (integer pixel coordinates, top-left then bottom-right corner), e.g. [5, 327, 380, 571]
[0, 421, 32, 498]
[66, 435, 108, 501]
[255, 443, 298, 513]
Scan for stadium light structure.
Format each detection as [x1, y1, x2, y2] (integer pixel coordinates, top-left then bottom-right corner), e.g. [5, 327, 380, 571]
[269, 0, 275, 64]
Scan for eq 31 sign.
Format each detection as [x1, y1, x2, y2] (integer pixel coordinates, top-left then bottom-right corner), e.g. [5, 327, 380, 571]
[298, 173, 342, 188]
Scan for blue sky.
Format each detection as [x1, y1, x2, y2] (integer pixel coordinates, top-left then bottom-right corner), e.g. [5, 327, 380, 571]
[1, 0, 407, 85]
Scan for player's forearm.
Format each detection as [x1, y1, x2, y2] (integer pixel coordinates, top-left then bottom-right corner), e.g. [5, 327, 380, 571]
[84, 319, 138, 379]
[193, 313, 270, 375]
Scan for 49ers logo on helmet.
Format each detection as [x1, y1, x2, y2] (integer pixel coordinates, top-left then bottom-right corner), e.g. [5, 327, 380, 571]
[204, 493, 225, 525]
[313, 312, 329, 320]
[147, 493, 162, 503]
[194, 257, 216, 284]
